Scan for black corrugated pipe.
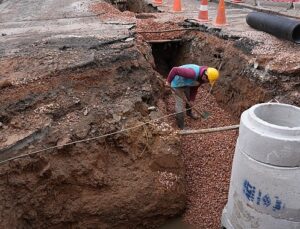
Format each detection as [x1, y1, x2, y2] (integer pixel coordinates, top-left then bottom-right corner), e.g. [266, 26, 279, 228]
[246, 12, 300, 44]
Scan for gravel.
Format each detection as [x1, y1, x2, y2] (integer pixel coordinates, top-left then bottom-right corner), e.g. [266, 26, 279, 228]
[236, 30, 300, 73]
[165, 84, 239, 228]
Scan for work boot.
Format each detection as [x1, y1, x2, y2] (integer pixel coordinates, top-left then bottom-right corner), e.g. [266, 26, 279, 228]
[186, 104, 199, 120]
[176, 113, 185, 130]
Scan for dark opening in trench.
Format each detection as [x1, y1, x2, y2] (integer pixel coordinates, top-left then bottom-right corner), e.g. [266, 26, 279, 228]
[151, 40, 186, 77]
[105, 0, 159, 13]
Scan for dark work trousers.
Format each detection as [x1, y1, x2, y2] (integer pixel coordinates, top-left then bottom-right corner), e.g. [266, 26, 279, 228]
[174, 87, 192, 129]
[174, 87, 192, 114]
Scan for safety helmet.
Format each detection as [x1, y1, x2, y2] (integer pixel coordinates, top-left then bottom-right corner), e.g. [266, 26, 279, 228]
[206, 67, 220, 86]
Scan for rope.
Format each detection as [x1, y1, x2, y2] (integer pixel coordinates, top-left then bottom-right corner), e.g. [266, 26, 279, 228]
[0, 73, 239, 165]
[0, 105, 195, 166]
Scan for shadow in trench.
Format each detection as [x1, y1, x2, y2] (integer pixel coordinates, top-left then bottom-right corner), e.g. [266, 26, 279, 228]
[105, 0, 160, 13]
[151, 40, 188, 78]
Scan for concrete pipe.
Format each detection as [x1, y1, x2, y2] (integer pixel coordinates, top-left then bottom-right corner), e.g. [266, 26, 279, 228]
[246, 12, 300, 44]
[222, 103, 300, 229]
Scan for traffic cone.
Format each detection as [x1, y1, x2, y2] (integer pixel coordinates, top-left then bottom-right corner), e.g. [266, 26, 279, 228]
[197, 0, 209, 22]
[214, 0, 228, 26]
[154, 0, 162, 5]
[173, 0, 182, 12]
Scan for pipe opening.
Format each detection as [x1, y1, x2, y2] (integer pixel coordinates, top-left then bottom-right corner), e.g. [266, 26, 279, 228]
[292, 24, 300, 44]
[254, 104, 300, 128]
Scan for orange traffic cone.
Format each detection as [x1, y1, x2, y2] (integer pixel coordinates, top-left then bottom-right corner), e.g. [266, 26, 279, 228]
[173, 0, 182, 12]
[154, 0, 162, 5]
[214, 0, 228, 26]
[197, 0, 209, 22]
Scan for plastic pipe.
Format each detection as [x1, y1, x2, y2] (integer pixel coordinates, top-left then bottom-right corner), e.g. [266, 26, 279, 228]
[246, 12, 300, 44]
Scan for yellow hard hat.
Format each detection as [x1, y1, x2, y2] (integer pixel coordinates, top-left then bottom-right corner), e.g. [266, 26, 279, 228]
[206, 67, 220, 86]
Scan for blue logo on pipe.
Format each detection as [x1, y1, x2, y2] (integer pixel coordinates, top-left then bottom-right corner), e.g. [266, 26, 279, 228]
[243, 179, 285, 211]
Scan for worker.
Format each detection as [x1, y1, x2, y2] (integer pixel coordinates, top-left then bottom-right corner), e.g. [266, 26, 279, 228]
[165, 64, 219, 129]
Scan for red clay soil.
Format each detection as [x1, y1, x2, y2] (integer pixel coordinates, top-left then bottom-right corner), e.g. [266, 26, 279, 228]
[89, 2, 188, 42]
[164, 84, 238, 229]
[0, 43, 187, 229]
[89, 2, 136, 21]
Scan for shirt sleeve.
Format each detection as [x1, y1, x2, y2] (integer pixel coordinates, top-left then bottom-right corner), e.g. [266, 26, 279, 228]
[166, 67, 197, 83]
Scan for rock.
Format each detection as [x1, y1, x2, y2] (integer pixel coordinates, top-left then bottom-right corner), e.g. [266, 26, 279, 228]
[83, 107, 89, 116]
[0, 80, 12, 89]
[120, 99, 134, 114]
[149, 111, 162, 120]
[125, 37, 134, 42]
[56, 136, 71, 149]
[112, 114, 121, 122]
[74, 124, 91, 139]
[148, 106, 156, 111]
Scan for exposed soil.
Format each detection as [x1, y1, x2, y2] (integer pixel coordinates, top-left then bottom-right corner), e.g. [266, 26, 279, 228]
[1, 0, 300, 228]
[0, 37, 186, 229]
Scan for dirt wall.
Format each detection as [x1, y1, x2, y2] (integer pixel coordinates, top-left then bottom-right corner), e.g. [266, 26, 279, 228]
[0, 40, 186, 229]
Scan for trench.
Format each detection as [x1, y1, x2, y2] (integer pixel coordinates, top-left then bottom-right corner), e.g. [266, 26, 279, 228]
[149, 38, 241, 228]
[146, 30, 286, 227]
[105, 0, 160, 13]
[151, 37, 238, 229]
[2, 0, 299, 228]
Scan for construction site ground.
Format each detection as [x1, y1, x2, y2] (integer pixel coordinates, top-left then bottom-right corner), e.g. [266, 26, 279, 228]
[0, 0, 299, 228]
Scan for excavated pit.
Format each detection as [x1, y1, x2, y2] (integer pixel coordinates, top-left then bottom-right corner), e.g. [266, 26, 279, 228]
[105, 0, 160, 13]
[1, 1, 300, 228]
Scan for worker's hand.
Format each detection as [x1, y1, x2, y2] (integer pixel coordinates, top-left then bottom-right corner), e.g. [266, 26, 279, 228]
[165, 81, 171, 87]
[189, 101, 195, 107]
